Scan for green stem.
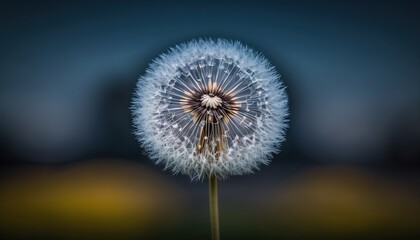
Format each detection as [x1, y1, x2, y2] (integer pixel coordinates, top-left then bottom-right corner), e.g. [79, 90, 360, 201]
[209, 174, 220, 240]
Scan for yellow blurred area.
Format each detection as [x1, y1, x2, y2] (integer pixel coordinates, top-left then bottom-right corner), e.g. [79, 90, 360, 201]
[1, 161, 419, 239]
[0, 159, 185, 238]
[267, 166, 420, 236]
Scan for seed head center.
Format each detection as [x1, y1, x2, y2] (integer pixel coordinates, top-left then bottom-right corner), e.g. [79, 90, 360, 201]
[201, 94, 222, 109]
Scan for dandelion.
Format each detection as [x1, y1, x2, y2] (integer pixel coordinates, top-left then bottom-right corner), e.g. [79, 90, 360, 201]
[132, 39, 288, 240]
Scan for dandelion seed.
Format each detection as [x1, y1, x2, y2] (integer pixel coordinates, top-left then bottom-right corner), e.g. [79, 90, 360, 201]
[132, 39, 288, 180]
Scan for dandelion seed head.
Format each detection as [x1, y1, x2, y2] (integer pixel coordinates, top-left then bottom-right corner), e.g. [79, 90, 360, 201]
[132, 39, 288, 180]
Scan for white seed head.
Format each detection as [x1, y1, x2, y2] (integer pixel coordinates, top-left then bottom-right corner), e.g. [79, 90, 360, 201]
[132, 39, 288, 180]
[201, 94, 222, 109]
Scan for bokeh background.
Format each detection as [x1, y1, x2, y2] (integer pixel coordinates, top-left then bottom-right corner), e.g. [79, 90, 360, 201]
[1, 0, 419, 239]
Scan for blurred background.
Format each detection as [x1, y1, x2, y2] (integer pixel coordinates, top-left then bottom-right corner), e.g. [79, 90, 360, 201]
[0, 0, 419, 239]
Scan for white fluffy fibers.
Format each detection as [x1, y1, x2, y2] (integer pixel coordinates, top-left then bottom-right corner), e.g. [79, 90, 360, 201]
[132, 39, 288, 180]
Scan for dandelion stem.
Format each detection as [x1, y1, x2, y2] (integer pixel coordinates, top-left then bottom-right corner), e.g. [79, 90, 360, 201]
[209, 174, 220, 240]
